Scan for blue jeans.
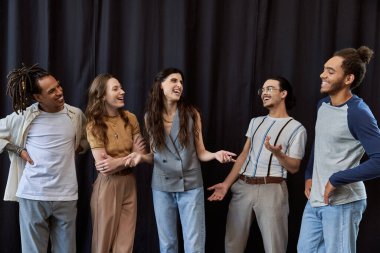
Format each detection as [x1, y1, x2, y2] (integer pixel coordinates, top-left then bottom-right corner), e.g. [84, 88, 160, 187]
[18, 198, 77, 253]
[152, 187, 205, 253]
[297, 199, 366, 253]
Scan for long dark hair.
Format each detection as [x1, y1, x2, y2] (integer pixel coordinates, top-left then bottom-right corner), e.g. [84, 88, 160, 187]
[6, 63, 49, 114]
[85, 73, 129, 146]
[144, 68, 199, 150]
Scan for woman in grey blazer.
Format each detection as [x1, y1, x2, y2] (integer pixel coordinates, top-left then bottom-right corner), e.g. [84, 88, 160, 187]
[127, 68, 235, 253]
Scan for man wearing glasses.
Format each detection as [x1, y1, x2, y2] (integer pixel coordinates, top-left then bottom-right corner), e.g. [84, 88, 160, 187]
[208, 76, 307, 253]
[298, 46, 380, 252]
[0, 64, 88, 253]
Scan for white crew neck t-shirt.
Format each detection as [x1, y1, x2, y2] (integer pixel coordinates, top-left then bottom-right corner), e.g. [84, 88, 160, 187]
[16, 107, 77, 201]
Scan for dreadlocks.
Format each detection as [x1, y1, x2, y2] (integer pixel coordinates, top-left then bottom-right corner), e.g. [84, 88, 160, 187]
[6, 63, 50, 114]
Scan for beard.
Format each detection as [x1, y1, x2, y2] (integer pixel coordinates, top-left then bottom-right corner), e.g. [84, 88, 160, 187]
[320, 77, 346, 95]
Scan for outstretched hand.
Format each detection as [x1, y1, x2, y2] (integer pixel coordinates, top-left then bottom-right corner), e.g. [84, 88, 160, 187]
[264, 136, 282, 155]
[215, 150, 237, 163]
[207, 182, 228, 201]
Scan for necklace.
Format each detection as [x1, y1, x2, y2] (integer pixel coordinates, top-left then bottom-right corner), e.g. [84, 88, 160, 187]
[163, 117, 173, 123]
[163, 113, 175, 124]
[112, 130, 119, 139]
[107, 117, 120, 139]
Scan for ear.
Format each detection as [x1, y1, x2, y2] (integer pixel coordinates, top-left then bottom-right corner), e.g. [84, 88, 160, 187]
[281, 90, 288, 99]
[33, 93, 42, 102]
[344, 74, 355, 86]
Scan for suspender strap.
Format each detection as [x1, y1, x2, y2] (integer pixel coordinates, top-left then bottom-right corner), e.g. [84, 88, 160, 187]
[266, 119, 293, 177]
[241, 117, 267, 174]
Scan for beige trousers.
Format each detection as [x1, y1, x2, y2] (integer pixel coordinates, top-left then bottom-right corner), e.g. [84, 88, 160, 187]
[225, 180, 289, 253]
[91, 172, 137, 253]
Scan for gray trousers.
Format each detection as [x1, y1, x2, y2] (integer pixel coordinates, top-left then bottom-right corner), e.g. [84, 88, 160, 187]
[225, 179, 289, 253]
[18, 198, 77, 253]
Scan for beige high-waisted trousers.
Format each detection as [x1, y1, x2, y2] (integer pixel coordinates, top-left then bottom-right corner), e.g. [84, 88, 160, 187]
[91, 171, 137, 253]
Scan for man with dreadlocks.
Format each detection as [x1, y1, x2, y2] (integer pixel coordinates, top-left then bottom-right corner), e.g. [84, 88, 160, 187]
[0, 64, 88, 253]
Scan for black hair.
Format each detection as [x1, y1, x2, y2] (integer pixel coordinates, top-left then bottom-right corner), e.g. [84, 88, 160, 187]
[333, 46, 374, 89]
[267, 76, 295, 110]
[6, 63, 50, 113]
[145, 67, 199, 150]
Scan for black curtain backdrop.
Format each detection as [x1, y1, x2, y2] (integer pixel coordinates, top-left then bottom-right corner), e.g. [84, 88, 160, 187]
[1, 0, 380, 252]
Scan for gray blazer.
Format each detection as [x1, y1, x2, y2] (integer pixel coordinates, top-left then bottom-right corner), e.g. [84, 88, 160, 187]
[151, 109, 202, 192]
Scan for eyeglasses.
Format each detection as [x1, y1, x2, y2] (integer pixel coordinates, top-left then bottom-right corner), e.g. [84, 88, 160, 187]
[257, 86, 282, 96]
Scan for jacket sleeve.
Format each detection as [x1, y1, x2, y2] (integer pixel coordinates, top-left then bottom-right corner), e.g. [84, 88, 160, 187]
[0, 114, 13, 153]
[77, 109, 90, 154]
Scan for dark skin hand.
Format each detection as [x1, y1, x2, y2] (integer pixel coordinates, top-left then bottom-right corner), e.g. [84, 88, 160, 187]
[324, 180, 336, 205]
[20, 150, 34, 165]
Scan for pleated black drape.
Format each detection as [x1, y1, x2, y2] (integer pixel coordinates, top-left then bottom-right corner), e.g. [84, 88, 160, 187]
[1, 0, 380, 252]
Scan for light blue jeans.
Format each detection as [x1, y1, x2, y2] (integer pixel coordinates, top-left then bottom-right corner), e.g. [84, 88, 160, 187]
[297, 199, 366, 253]
[18, 198, 77, 253]
[152, 187, 205, 253]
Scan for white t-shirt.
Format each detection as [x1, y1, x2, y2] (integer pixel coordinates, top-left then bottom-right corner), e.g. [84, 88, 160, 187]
[16, 107, 77, 201]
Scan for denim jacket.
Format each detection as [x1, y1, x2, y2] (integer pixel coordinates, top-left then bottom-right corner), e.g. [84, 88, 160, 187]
[0, 103, 89, 201]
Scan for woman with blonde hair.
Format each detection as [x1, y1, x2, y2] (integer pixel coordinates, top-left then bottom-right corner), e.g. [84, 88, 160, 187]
[85, 74, 144, 253]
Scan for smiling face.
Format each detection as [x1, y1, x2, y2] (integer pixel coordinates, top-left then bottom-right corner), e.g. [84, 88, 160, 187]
[260, 79, 286, 109]
[103, 77, 125, 115]
[160, 73, 183, 103]
[33, 75, 65, 113]
[320, 56, 351, 95]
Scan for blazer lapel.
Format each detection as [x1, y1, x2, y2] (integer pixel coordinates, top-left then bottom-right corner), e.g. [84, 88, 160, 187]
[170, 109, 180, 142]
[164, 109, 181, 158]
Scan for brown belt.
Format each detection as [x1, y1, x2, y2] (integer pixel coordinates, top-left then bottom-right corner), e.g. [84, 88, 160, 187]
[112, 168, 132, 176]
[238, 175, 284, 185]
